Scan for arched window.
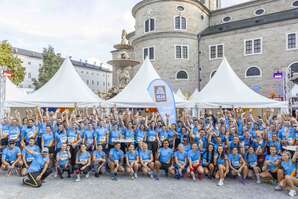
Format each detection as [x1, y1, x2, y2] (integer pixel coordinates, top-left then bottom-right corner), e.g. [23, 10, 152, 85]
[289, 62, 298, 77]
[175, 16, 186, 30]
[145, 18, 155, 33]
[222, 16, 231, 23]
[245, 66, 262, 77]
[176, 70, 188, 80]
[210, 70, 216, 79]
[293, 1, 298, 7]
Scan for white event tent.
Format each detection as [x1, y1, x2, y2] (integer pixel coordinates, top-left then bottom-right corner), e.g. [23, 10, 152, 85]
[23, 58, 103, 107]
[108, 58, 188, 108]
[176, 89, 187, 100]
[190, 58, 284, 108]
[5, 77, 30, 107]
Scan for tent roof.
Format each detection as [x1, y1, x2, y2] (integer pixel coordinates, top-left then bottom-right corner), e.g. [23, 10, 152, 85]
[24, 58, 103, 107]
[190, 58, 281, 108]
[5, 77, 31, 107]
[291, 84, 298, 98]
[176, 89, 187, 100]
[108, 58, 187, 107]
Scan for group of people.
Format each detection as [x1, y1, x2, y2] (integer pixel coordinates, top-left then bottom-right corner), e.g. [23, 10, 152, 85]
[0, 107, 297, 197]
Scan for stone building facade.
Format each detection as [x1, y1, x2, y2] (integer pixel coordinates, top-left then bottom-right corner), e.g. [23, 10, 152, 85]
[110, 0, 298, 99]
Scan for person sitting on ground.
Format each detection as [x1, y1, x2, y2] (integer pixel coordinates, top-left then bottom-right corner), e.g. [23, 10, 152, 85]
[275, 151, 297, 197]
[74, 144, 91, 182]
[108, 142, 124, 181]
[245, 146, 261, 184]
[228, 147, 248, 183]
[1, 140, 23, 176]
[23, 148, 51, 188]
[125, 144, 139, 180]
[174, 143, 188, 179]
[92, 144, 106, 177]
[139, 142, 155, 178]
[21, 138, 40, 176]
[187, 143, 204, 181]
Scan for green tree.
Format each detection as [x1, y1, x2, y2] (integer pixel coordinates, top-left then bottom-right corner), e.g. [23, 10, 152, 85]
[0, 40, 25, 85]
[33, 46, 62, 89]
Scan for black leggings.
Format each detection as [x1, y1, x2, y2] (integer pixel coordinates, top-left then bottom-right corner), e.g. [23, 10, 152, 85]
[74, 164, 90, 175]
[57, 164, 72, 177]
[23, 169, 52, 188]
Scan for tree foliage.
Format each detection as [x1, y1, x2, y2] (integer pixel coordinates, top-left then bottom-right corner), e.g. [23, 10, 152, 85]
[33, 46, 62, 89]
[0, 40, 25, 85]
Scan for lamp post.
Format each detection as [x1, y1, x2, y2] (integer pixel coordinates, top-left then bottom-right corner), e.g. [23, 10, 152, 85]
[0, 66, 7, 119]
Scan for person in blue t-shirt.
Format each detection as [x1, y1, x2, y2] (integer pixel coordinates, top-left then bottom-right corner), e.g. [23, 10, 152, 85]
[125, 144, 139, 180]
[228, 147, 248, 181]
[41, 126, 54, 154]
[83, 124, 95, 151]
[54, 124, 67, 153]
[22, 148, 51, 188]
[276, 151, 298, 197]
[155, 139, 174, 179]
[260, 146, 283, 183]
[92, 144, 106, 177]
[108, 142, 124, 180]
[1, 140, 22, 176]
[245, 146, 261, 184]
[74, 144, 91, 182]
[174, 144, 188, 179]
[139, 142, 155, 178]
[215, 144, 229, 186]
[187, 143, 204, 181]
[56, 143, 72, 179]
[21, 138, 40, 176]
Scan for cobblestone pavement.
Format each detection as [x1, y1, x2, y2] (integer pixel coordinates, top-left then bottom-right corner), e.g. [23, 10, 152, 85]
[0, 174, 290, 199]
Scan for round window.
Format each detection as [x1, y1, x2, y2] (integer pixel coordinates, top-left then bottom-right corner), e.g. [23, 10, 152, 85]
[293, 1, 298, 7]
[222, 16, 231, 23]
[255, 8, 265, 16]
[177, 6, 184, 11]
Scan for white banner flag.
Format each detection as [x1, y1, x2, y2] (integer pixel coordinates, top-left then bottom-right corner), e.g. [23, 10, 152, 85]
[147, 79, 176, 124]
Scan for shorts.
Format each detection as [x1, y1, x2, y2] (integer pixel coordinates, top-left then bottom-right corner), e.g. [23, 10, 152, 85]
[270, 171, 278, 179]
[160, 162, 171, 171]
[189, 164, 201, 172]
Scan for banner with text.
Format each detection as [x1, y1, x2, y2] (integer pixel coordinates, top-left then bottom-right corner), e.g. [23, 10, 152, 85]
[147, 79, 177, 124]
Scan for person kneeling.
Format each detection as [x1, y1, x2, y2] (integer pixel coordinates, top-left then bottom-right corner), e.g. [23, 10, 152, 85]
[2, 140, 23, 176]
[56, 144, 72, 179]
[23, 148, 52, 188]
[155, 140, 175, 180]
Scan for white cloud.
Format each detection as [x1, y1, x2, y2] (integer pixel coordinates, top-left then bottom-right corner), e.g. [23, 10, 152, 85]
[0, 0, 249, 62]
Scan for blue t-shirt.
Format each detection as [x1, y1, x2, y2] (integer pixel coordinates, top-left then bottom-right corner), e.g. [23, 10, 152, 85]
[8, 126, 21, 141]
[215, 153, 226, 165]
[22, 126, 37, 143]
[55, 131, 67, 149]
[84, 129, 95, 146]
[265, 154, 281, 172]
[57, 150, 70, 166]
[202, 151, 213, 166]
[159, 130, 168, 142]
[245, 153, 257, 167]
[135, 129, 146, 143]
[95, 127, 107, 144]
[93, 150, 106, 160]
[174, 151, 187, 163]
[22, 145, 40, 162]
[124, 128, 135, 142]
[67, 128, 78, 144]
[139, 150, 152, 161]
[147, 128, 157, 142]
[28, 153, 46, 173]
[109, 130, 121, 144]
[281, 160, 296, 176]
[109, 148, 124, 161]
[42, 132, 54, 147]
[229, 153, 241, 168]
[77, 151, 91, 162]
[188, 150, 201, 163]
[3, 147, 21, 162]
[126, 151, 138, 161]
[158, 147, 173, 164]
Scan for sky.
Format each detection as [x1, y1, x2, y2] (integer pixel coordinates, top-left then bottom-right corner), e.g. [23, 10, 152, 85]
[0, 0, 249, 66]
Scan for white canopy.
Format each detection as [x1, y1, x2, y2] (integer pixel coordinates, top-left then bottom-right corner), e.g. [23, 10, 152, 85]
[190, 58, 283, 108]
[189, 89, 199, 101]
[108, 57, 187, 108]
[291, 84, 298, 98]
[24, 58, 103, 107]
[176, 89, 187, 100]
[5, 77, 31, 107]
